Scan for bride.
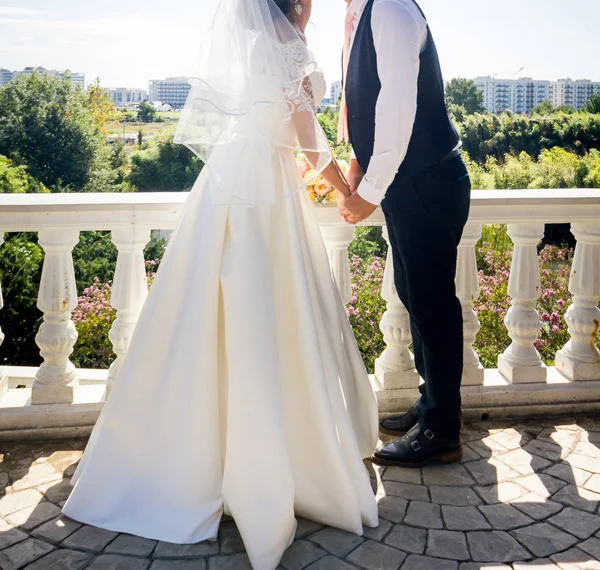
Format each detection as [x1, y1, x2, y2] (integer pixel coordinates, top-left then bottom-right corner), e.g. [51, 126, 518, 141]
[62, 0, 379, 568]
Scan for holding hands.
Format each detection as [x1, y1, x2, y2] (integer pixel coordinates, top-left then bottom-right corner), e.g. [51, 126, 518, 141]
[337, 158, 377, 224]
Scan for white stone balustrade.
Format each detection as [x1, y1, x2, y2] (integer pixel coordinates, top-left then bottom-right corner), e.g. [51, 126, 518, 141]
[0, 233, 6, 401]
[555, 223, 600, 380]
[0, 190, 599, 439]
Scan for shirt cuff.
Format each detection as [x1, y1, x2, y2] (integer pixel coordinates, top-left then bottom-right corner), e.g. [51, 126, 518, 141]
[356, 177, 385, 206]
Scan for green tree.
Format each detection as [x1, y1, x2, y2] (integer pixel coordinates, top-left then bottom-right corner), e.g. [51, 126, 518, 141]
[445, 78, 485, 114]
[584, 94, 600, 114]
[137, 101, 157, 123]
[0, 155, 49, 193]
[0, 73, 103, 191]
[531, 101, 554, 115]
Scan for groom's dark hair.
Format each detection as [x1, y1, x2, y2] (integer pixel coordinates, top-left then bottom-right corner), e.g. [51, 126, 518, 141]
[274, 0, 293, 18]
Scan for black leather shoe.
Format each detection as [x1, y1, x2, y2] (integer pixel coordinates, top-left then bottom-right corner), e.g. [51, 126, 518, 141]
[372, 424, 462, 468]
[379, 401, 420, 437]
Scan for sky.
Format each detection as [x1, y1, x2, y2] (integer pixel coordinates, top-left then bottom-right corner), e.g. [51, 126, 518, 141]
[1, 0, 599, 90]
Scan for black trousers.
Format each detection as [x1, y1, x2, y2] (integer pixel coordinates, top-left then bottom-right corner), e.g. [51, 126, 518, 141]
[381, 155, 471, 437]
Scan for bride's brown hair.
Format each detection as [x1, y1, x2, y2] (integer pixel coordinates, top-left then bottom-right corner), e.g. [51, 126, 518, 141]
[274, 0, 293, 18]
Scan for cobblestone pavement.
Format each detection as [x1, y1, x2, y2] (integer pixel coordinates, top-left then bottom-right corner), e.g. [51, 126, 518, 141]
[1, 417, 600, 569]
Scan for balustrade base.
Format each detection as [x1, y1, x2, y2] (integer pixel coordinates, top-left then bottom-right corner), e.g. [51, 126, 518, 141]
[374, 359, 421, 393]
[555, 349, 600, 381]
[0, 371, 7, 400]
[498, 354, 548, 384]
[30, 376, 80, 406]
[461, 366, 485, 386]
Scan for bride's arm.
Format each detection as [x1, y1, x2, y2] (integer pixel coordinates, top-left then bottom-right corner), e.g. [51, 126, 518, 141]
[292, 111, 351, 198]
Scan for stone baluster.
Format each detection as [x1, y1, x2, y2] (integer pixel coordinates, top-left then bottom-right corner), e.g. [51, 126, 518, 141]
[498, 223, 547, 384]
[555, 223, 600, 380]
[0, 233, 7, 400]
[320, 224, 355, 305]
[374, 227, 420, 412]
[456, 222, 484, 385]
[32, 230, 80, 404]
[107, 227, 151, 395]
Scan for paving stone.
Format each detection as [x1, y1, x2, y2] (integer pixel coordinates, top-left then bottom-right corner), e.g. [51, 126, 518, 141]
[460, 562, 512, 570]
[377, 495, 408, 523]
[474, 482, 527, 504]
[442, 506, 491, 531]
[512, 560, 560, 569]
[384, 524, 427, 554]
[405, 501, 443, 529]
[465, 458, 521, 486]
[426, 530, 470, 561]
[579, 537, 600, 560]
[346, 539, 406, 570]
[495, 449, 552, 476]
[219, 520, 245, 554]
[565, 454, 600, 475]
[551, 547, 600, 569]
[0, 538, 55, 570]
[516, 474, 567, 498]
[0, 489, 44, 516]
[458, 445, 482, 465]
[308, 527, 364, 557]
[86, 554, 151, 570]
[460, 428, 490, 444]
[585, 474, 600, 494]
[552, 484, 600, 513]
[31, 515, 82, 543]
[362, 519, 393, 542]
[511, 523, 579, 558]
[430, 486, 482, 506]
[295, 518, 325, 539]
[280, 540, 327, 570]
[304, 555, 357, 569]
[548, 508, 600, 539]
[478, 504, 534, 530]
[154, 539, 219, 558]
[486, 430, 526, 451]
[400, 554, 458, 570]
[10, 462, 63, 492]
[150, 560, 207, 570]
[468, 437, 509, 458]
[573, 442, 600, 460]
[7, 500, 62, 530]
[509, 493, 564, 520]
[523, 440, 564, 462]
[61, 525, 119, 552]
[422, 464, 475, 486]
[37, 479, 74, 504]
[537, 428, 579, 450]
[0, 523, 28, 550]
[379, 481, 429, 502]
[467, 531, 529, 562]
[383, 467, 422, 485]
[544, 464, 593, 487]
[104, 533, 157, 556]
[23, 549, 92, 570]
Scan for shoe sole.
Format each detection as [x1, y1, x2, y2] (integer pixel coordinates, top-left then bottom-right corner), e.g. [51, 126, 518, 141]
[370, 447, 463, 468]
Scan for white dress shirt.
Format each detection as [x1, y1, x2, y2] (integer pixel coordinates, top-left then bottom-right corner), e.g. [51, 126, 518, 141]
[348, 0, 428, 206]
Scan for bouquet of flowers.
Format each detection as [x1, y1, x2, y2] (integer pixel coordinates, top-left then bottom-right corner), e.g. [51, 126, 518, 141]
[296, 154, 350, 205]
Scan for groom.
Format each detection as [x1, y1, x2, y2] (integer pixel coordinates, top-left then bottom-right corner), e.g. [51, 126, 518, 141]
[338, 0, 471, 467]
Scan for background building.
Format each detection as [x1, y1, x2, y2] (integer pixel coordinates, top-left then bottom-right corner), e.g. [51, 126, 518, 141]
[104, 87, 148, 107]
[474, 76, 550, 114]
[550, 79, 600, 110]
[14, 67, 85, 89]
[148, 77, 191, 109]
[330, 80, 342, 106]
[0, 68, 15, 86]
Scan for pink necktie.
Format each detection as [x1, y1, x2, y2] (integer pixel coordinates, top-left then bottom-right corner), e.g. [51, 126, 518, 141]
[337, 9, 356, 143]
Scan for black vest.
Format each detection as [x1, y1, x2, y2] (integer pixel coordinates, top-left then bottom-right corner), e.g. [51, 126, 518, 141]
[345, 0, 459, 184]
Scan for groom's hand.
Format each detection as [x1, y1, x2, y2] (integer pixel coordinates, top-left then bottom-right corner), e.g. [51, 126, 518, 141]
[348, 158, 364, 193]
[340, 192, 377, 225]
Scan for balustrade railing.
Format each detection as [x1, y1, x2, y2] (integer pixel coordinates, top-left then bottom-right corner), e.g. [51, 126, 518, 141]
[0, 190, 599, 438]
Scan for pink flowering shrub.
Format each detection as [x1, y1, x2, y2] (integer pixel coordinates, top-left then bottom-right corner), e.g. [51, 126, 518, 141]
[474, 241, 574, 368]
[346, 255, 386, 372]
[71, 259, 161, 369]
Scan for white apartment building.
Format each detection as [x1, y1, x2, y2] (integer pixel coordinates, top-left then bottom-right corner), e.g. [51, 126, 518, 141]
[550, 78, 600, 110]
[474, 76, 550, 114]
[149, 77, 191, 109]
[330, 80, 342, 105]
[104, 87, 148, 107]
[0, 68, 15, 86]
[14, 67, 85, 89]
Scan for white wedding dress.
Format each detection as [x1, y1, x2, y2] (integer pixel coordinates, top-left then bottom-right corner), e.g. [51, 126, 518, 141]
[62, 40, 379, 570]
